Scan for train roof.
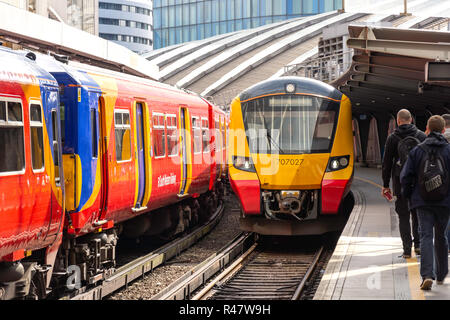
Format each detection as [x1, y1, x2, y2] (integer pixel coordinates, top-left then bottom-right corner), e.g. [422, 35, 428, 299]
[33, 52, 202, 99]
[0, 46, 58, 87]
[238, 76, 343, 102]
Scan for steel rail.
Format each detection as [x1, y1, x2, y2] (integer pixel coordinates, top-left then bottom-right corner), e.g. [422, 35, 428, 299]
[192, 242, 258, 300]
[190, 244, 325, 300]
[151, 232, 256, 300]
[60, 201, 225, 300]
[291, 246, 324, 300]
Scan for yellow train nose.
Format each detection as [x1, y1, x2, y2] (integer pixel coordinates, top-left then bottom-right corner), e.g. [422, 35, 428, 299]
[251, 153, 330, 190]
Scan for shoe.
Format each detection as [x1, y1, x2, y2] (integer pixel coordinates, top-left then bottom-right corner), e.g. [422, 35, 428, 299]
[400, 251, 411, 259]
[420, 278, 433, 290]
[414, 247, 421, 255]
[436, 280, 444, 285]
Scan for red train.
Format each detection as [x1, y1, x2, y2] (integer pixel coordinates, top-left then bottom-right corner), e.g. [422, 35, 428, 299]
[0, 47, 228, 299]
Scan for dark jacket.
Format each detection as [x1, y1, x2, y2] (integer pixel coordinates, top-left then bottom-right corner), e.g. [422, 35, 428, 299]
[382, 124, 426, 196]
[400, 131, 450, 209]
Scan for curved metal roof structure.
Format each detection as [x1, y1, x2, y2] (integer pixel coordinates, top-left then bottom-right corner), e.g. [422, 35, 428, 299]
[146, 1, 450, 107]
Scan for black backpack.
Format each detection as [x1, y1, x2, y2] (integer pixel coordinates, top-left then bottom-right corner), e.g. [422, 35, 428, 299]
[417, 144, 449, 201]
[393, 132, 421, 177]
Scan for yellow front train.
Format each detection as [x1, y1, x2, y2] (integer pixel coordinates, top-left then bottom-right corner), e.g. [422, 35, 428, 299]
[228, 77, 354, 235]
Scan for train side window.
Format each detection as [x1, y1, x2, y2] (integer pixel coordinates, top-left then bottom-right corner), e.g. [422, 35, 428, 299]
[192, 116, 201, 154]
[91, 108, 98, 158]
[153, 113, 166, 158]
[59, 103, 65, 147]
[215, 120, 221, 151]
[166, 114, 178, 156]
[221, 121, 226, 151]
[114, 110, 132, 162]
[0, 100, 25, 174]
[202, 118, 209, 153]
[51, 110, 61, 186]
[30, 103, 44, 171]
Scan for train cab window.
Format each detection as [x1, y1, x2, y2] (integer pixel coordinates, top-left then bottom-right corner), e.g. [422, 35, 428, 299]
[114, 110, 132, 161]
[30, 103, 44, 171]
[0, 100, 25, 174]
[51, 110, 61, 185]
[201, 118, 209, 153]
[153, 113, 166, 158]
[91, 109, 98, 158]
[166, 114, 178, 156]
[242, 95, 339, 154]
[192, 116, 201, 154]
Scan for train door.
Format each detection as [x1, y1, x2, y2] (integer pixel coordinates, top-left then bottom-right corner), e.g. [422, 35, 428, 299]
[98, 96, 109, 219]
[215, 117, 222, 180]
[134, 102, 146, 208]
[179, 106, 191, 196]
[48, 103, 64, 239]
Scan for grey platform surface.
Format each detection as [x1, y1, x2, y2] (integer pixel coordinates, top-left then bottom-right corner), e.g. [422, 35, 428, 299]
[314, 167, 450, 300]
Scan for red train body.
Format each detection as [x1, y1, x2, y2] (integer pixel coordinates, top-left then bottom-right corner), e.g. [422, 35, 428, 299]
[0, 48, 228, 299]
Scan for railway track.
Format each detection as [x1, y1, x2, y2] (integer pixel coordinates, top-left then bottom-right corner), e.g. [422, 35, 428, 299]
[59, 201, 225, 300]
[154, 235, 326, 301]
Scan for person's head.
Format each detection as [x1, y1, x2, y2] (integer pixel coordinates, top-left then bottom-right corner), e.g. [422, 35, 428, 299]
[426, 115, 445, 135]
[397, 109, 412, 126]
[442, 114, 450, 129]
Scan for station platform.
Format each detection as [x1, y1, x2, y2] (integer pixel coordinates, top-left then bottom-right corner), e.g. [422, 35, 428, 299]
[314, 167, 449, 300]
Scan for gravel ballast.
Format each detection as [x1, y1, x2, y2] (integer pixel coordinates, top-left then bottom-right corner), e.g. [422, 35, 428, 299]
[108, 193, 241, 300]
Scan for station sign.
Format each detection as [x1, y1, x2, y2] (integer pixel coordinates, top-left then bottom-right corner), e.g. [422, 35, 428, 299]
[425, 61, 450, 83]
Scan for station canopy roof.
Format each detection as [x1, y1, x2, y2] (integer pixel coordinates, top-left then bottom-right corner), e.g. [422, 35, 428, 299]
[333, 25, 450, 116]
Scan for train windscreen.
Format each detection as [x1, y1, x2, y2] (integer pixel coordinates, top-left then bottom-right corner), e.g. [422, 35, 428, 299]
[242, 95, 339, 154]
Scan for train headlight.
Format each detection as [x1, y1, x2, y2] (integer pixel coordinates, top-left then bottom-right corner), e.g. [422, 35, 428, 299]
[286, 83, 296, 93]
[326, 155, 350, 172]
[232, 156, 256, 172]
[339, 157, 349, 167]
[331, 159, 340, 170]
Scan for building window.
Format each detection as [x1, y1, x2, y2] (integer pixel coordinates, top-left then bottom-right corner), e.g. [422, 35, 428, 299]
[30, 103, 44, 171]
[0, 100, 25, 174]
[100, 33, 152, 45]
[99, 2, 151, 15]
[114, 110, 132, 162]
[153, 113, 166, 158]
[153, 0, 336, 49]
[293, 0, 301, 14]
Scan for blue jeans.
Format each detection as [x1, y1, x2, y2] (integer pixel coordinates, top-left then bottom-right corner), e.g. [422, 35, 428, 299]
[447, 219, 450, 249]
[416, 207, 450, 281]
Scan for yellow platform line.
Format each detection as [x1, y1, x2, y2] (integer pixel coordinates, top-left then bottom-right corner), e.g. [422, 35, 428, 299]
[406, 256, 426, 300]
[354, 176, 383, 189]
[354, 175, 425, 300]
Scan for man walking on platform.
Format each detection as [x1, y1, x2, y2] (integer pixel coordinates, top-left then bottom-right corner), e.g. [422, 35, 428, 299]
[382, 109, 426, 258]
[400, 115, 450, 290]
[442, 113, 450, 252]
